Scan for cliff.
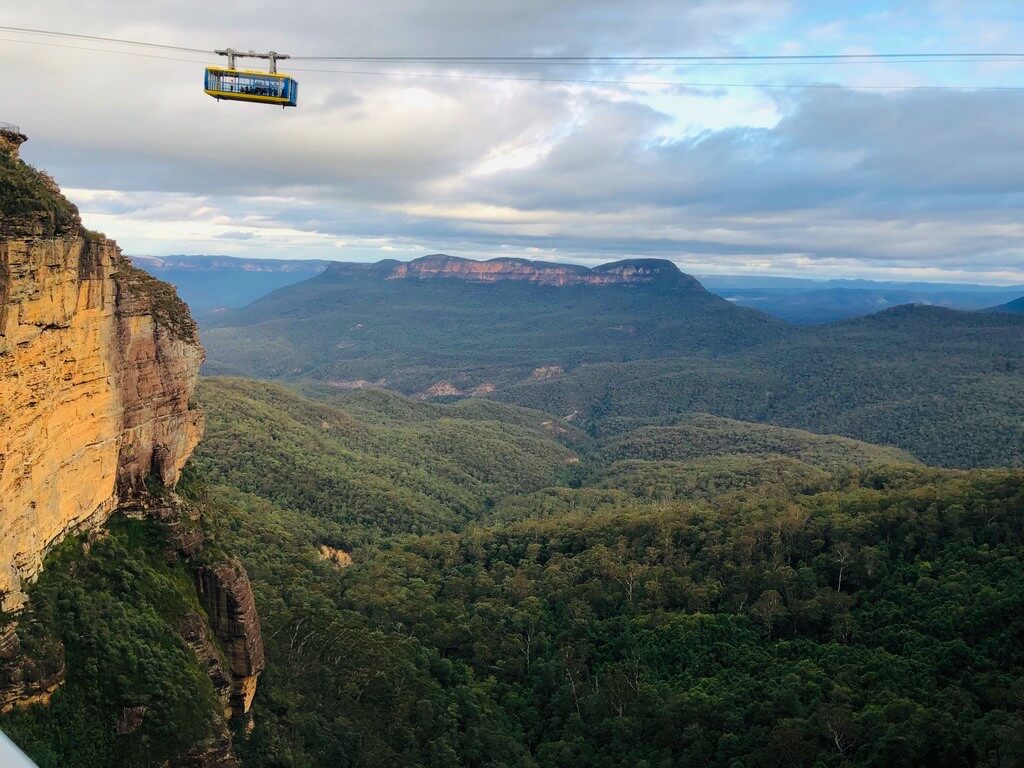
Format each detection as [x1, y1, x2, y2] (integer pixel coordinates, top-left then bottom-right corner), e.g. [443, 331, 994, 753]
[0, 128, 204, 611]
[0, 625, 63, 713]
[194, 560, 266, 717]
[323, 253, 705, 289]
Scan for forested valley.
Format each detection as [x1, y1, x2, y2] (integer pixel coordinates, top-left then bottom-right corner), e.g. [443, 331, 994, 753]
[8, 378, 1021, 767]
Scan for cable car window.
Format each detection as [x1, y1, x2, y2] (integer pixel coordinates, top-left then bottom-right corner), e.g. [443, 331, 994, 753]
[211, 75, 284, 97]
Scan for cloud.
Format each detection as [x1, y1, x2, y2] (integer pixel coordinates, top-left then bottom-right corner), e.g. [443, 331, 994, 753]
[4, 0, 1024, 281]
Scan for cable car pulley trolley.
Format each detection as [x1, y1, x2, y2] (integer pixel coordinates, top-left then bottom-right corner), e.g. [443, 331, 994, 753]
[205, 48, 298, 107]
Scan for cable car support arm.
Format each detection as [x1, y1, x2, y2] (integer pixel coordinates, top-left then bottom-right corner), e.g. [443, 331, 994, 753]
[214, 48, 290, 72]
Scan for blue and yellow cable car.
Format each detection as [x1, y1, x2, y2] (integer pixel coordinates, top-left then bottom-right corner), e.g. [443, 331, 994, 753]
[204, 49, 298, 107]
[204, 67, 298, 107]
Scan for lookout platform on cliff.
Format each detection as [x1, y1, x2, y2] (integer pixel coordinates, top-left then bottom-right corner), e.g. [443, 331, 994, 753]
[0, 124, 27, 155]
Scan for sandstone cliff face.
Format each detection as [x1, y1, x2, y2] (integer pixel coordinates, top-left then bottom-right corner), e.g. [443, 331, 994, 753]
[180, 611, 234, 720]
[0, 129, 204, 611]
[194, 560, 266, 717]
[385, 253, 701, 288]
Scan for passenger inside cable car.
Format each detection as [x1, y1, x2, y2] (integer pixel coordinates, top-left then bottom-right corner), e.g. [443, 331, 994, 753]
[204, 67, 298, 107]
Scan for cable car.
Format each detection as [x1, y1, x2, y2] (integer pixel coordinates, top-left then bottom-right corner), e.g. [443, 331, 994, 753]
[204, 66, 298, 107]
[204, 50, 297, 107]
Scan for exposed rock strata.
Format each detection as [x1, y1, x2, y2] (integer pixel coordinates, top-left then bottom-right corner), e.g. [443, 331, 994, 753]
[327, 378, 388, 390]
[181, 612, 234, 720]
[0, 130, 204, 611]
[0, 133, 261, 765]
[322, 253, 704, 289]
[194, 561, 266, 717]
[385, 253, 699, 287]
[318, 544, 353, 569]
[166, 719, 242, 768]
[415, 380, 496, 399]
[0, 624, 64, 714]
[532, 365, 564, 380]
[115, 705, 147, 736]
[168, 613, 248, 767]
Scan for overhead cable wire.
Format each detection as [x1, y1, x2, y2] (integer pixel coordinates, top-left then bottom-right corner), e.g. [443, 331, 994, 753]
[3, 25, 1024, 65]
[3, 25, 1024, 91]
[3, 35, 1015, 67]
[0, 37, 209, 64]
[290, 53, 1024, 63]
[0, 24, 211, 54]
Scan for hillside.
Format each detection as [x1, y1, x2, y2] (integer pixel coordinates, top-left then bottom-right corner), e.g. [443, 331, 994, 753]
[207, 457, 1024, 768]
[191, 382, 932, 532]
[196, 382, 916, 521]
[501, 305, 1024, 468]
[201, 258, 1024, 468]
[602, 412, 909, 465]
[193, 378, 583, 538]
[202, 254, 783, 388]
[986, 296, 1024, 314]
[700, 277, 1024, 324]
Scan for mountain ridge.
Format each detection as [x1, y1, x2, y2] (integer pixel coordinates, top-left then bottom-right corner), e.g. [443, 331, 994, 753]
[203, 252, 782, 388]
[324, 253, 701, 288]
[198, 250, 1024, 468]
[129, 255, 332, 315]
[132, 254, 1024, 324]
[132, 255, 333, 273]
[986, 296, 1024, 314]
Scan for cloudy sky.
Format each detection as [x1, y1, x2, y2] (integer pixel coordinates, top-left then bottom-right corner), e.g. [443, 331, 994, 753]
[4, 1, 1024, 282]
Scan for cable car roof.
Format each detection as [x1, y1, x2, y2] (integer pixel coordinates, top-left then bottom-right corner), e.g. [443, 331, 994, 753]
[204, 65, 294, 79]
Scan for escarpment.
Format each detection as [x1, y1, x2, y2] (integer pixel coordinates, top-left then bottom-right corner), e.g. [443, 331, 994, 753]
[321, 252, 703, 288]
[0, 128, 204, 612]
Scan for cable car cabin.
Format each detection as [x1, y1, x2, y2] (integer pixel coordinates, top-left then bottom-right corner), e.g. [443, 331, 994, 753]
[204, 67, 298, 107]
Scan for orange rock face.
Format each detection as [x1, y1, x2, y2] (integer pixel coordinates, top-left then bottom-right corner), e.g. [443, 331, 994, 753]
[318, 544, 353, 568]
[388, 254, 691, 287]
[194, 561, 266, 717]
[0, 135, 204, 611]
